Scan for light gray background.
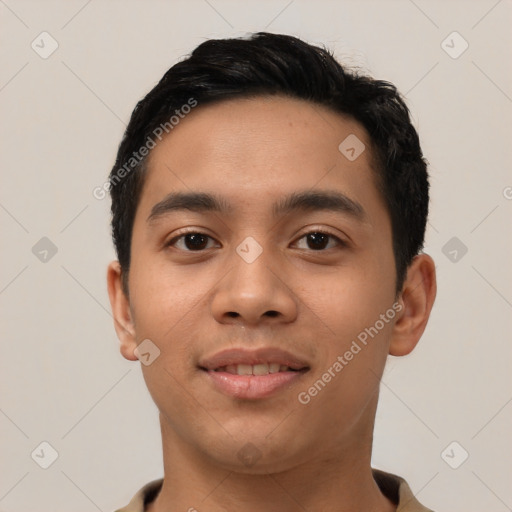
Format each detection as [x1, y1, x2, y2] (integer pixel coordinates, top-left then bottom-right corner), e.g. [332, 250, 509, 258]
[1, 1, 511, 511]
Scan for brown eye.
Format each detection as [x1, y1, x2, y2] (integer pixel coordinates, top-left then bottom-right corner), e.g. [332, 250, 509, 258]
[294, 230, 345, 251]
[306, 232, 330, 250]
[168, 232, 217, 251]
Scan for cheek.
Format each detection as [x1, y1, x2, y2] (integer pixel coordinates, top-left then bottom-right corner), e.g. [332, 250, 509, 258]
[129, 254, 207, 336]
[130, 259, 204, 425]
[298, 256, 395, 350]
[128, 254, 214, 402]
[298, 286, 395, 433]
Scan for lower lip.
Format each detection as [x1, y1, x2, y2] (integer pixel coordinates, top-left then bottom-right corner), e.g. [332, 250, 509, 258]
[202, 369, 306, 399]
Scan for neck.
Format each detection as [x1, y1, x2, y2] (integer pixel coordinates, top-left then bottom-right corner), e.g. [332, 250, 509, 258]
[147, 405, 395, 512]
[146, 419, 396, 512]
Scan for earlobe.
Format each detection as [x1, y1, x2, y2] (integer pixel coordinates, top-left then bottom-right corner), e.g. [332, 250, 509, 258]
[389, 254, 437, 357]
[106, 261, 138, 361]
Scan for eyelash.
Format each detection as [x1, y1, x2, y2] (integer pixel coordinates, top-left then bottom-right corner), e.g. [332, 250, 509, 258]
[166, 228, 347, 252]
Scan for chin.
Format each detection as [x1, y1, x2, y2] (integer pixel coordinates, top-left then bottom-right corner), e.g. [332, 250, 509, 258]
[198, 427, 308, 474]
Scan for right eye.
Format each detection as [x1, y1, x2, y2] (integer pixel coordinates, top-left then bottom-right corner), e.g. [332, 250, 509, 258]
[166, 231, 219, 252]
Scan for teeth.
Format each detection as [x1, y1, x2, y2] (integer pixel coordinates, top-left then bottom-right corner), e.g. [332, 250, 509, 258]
[269, 363, 281, 374]
[214, 363, 293, 374]
[237, 364, 253, 376]
[253, 363, 269, 375]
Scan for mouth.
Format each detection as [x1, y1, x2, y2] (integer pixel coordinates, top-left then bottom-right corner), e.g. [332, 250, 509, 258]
[209, 363, 304, 375]
[198, 348, 310, 400]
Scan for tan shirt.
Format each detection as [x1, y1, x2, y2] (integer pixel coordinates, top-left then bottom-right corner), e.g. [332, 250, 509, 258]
[114, 469, 434, 511]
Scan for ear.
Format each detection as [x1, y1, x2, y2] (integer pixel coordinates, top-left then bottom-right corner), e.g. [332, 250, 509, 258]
[389, 254, 437, 356]
[107, 261, 138, 361]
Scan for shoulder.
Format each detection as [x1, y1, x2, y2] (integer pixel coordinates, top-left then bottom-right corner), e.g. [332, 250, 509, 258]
[113, 478, 163, 512]
[372, 469, 435, 512]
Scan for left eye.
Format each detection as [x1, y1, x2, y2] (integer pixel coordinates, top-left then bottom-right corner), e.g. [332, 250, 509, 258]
[294, 231, 344, 251]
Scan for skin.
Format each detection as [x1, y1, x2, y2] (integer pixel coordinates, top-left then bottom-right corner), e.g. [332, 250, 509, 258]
[107, 96, 436, 512]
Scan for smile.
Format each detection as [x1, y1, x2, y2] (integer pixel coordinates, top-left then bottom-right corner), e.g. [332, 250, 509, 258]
[213, 363, 299, 375]
[198, 347, 310, 400]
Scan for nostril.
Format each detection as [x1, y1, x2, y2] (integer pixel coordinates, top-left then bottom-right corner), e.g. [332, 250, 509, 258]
[265, 310, 278, 317]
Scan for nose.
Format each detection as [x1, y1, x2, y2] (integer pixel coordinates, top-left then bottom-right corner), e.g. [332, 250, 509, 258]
[210, 243, 298, 327]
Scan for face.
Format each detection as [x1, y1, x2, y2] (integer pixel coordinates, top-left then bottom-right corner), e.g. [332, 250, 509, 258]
[109, 95, 419, 473]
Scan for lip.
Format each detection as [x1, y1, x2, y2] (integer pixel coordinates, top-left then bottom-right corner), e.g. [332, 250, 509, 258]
[199, 347, 310, 371]
[198, 347, 310, 400]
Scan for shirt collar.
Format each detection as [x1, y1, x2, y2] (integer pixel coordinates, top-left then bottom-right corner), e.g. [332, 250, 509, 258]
[115, 469, 434, 512]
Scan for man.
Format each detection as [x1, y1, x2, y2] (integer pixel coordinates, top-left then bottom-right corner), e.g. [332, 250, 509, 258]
[107, 32, 437, 511]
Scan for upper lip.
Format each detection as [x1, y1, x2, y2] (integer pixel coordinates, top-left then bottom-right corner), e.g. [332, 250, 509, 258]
[199, 347, 310, 371]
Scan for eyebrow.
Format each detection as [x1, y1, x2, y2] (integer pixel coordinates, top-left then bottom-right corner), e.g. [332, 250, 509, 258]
[147, 189, 366, 223]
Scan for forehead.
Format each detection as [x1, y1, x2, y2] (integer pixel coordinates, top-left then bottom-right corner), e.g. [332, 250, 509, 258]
[147, 95, 372, 165]
[138, 95, 383, 219]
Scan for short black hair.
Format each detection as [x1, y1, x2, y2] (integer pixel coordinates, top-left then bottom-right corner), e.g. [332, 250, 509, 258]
[109, 32, 429, 294]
